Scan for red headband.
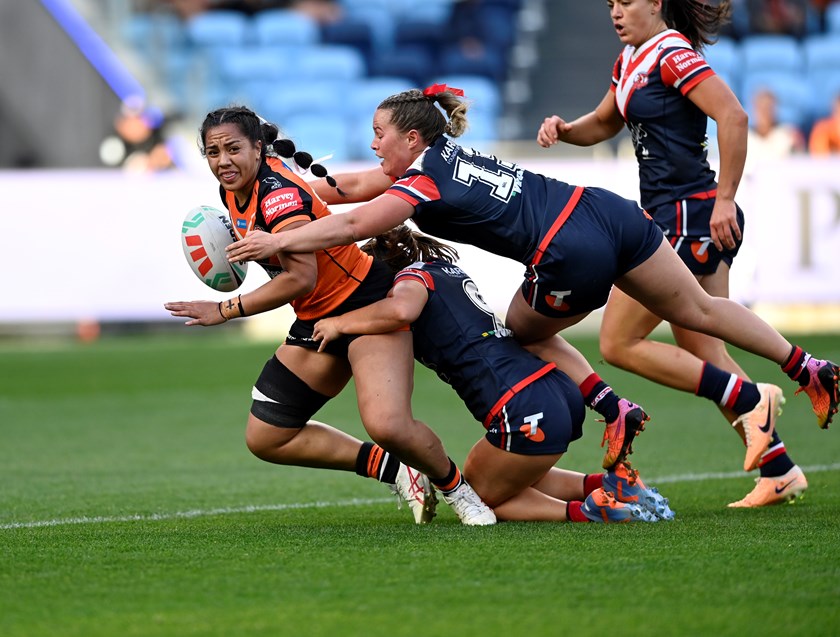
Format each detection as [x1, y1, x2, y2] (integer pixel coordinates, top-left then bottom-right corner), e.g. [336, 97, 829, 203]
[422, 83, 465, 98]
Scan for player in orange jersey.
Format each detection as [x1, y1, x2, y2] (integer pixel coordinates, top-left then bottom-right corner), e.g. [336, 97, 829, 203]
[165, 106, 494, 525]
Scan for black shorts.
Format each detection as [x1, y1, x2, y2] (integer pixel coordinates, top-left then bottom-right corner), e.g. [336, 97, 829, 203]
[649, 198, 744, 275]
[521, 187, 663, 318]
[285, 258, 395, 358]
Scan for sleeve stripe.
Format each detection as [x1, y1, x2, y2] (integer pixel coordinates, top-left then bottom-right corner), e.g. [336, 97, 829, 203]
[394, 269, 434, 290]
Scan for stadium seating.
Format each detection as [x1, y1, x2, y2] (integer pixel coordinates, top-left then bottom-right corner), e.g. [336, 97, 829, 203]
[252, 9, 320, 47]
[434, 74, 503, 118]
[702, 37, 740, 89]
[804, 34, 840, 118]
[739, 34, 802, 74]
[184, 11, 250, 49]
[826, 3, 840, 34]
[741, 71, 812, 128]
[282, 113, 352, 163]
[120, 1, 512, 146]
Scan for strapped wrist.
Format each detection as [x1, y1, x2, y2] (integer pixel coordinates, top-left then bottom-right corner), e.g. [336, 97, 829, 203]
[220, 295, 246, 320]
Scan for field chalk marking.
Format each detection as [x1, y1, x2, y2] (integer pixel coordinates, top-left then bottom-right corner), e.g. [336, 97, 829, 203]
[3, 463, 839, 530]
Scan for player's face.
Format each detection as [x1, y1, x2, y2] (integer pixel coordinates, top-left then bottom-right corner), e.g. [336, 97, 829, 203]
[371, 109, 414, 177]
[608, 0, 662, 47]
[203, 123, 262, 203]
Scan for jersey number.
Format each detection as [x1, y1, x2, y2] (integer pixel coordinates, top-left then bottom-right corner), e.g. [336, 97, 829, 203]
[463, 279, 511, 338]
[454, 157, 516, 202]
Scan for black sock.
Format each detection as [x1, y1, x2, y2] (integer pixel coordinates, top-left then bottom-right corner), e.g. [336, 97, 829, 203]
[354, 442, 400, 483]
[429, 458, 463, 494]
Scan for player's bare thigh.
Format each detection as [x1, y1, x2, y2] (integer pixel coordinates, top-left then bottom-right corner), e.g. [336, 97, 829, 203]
[614, 238, 717, 327]
[348, 331, 415, 427]
[463, 438, 562, 508]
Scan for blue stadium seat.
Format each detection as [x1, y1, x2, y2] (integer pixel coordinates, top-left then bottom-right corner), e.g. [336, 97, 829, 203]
[702, 37, 740, 89]
[214, 46, 294, 83]
[406, 0, 455, 23]
[321, 18, 375, 67]
[803, 34, 840, 75]
[455, 111, 499, 148]
[253, 9, 320, 47]
[369, 45, 435, 86]
[807, 70, 840, 120]
[345, 76, 415, 119]
[742, 71, 812, 128]
[295, 45, 367, 80]
[256, 80, 345, 126]
[739, 35, 801, 75]
[827, 3, 840, 34]
[439, 45, 506, 83]
[433, 74, 503, 118]
[121, 13, 185, 66]
[184, 10, 250, 49]
[393, 17, 445, 63]
[347, 114, 377, 161]
[283, 114, 352, 163]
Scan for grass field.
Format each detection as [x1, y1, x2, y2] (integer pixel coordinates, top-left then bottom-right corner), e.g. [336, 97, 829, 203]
[2, 330, 839, 637]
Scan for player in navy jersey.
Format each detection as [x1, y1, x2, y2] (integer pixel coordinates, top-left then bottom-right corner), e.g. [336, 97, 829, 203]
[225, 84, 839, 493]
[535, 0, 836, 506]
[312, 225, 673, 523]
[165, 106, 496, 526]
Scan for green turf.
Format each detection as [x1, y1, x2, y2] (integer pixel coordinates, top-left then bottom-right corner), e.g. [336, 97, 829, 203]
[2, 332, 839, 637]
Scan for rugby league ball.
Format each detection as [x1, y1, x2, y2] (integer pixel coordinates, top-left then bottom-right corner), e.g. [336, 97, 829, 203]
[181, 205, 248, 292]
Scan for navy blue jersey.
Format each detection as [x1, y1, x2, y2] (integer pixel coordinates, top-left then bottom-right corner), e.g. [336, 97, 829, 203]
[396, 260, 557, 423]
[387, 136, 581, 264]
[612, 29, 718, 209]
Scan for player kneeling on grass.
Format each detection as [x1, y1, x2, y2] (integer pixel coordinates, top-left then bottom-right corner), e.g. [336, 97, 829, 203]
[313, 226, 675, 523]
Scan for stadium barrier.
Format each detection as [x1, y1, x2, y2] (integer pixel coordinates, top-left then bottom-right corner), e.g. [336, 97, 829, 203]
[4, 156, 839, 334]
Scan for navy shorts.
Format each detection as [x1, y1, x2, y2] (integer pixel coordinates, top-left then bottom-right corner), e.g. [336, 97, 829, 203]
[649, 198, 744, 275]
[521, 187, 663, 318]
[483, 366, 585, 455]
[285, 258, 394, 358]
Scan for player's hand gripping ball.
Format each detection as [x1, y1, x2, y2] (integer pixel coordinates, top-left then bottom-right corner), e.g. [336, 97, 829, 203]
[181, 205, 248, 292]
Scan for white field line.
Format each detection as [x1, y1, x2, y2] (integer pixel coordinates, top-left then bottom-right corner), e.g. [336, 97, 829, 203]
[3, 463, 839, 531]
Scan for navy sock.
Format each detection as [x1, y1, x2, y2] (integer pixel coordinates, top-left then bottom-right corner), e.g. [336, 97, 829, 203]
[781, 345, 811, 386]
[758, 431, 795, 477]
[579, 373, 620, 422]
[696, 362, 761, 415]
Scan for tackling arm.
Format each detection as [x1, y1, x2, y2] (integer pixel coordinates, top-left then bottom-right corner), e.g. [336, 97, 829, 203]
[226, 193, 416, 260]
[311, 167, 393, 204]
[313, 279, 427, 351]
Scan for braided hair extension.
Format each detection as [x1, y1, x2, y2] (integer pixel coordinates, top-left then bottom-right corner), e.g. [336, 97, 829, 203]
[361, 225, 460, 273]
[199, 105, 346, 195]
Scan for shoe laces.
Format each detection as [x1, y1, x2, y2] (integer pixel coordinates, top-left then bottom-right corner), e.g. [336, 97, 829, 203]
[446, 484, 488, 516]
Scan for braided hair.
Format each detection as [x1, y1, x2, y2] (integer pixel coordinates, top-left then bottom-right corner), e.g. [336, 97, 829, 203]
[362, 225, 460, 273]
[199, 105, 345, 193]
[662, 0, 732, 51]
[377, 88, 469, 142]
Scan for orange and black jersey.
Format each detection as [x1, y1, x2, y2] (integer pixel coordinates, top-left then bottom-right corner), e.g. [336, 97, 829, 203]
[221, 157, 372, 320]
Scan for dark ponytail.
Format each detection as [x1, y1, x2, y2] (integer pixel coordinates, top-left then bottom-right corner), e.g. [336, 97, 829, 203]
[362, 225, 459, 272]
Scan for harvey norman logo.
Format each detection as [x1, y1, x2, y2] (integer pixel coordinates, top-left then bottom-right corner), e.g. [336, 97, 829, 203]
[263, 188, 303, 222]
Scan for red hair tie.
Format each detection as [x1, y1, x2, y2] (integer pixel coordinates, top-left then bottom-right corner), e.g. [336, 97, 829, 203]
[422, 83, 465, 97]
